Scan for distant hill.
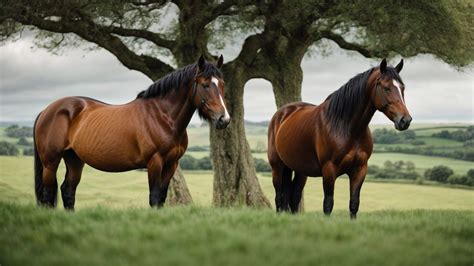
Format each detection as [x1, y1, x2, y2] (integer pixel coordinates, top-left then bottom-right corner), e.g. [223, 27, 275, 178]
[245, 120, 270, 127]
[0, 121, 34, 127]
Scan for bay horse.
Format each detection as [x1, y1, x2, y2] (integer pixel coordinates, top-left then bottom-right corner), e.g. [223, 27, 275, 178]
[33, 55, 230, 209]
[268, 59, 411, 218]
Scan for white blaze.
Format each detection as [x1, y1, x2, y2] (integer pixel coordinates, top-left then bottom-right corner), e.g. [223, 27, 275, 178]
[211, 77, 219, 87]
[219, 94, 230, 120]
[393, 80, 405, 104]
[213, 76, 230, 120]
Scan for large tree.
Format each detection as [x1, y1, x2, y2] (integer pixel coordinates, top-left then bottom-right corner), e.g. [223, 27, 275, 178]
[1, 0, 472, 207]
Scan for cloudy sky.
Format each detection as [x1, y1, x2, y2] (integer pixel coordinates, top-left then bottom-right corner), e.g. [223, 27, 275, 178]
[0, 36, 473, 125]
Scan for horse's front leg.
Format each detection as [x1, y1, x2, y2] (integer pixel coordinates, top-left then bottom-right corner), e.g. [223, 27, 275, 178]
[322, 163, 336, 216]
[348, 164, 367, 219]
[147, 154, 163, 207]
[155, 162, 178, 207]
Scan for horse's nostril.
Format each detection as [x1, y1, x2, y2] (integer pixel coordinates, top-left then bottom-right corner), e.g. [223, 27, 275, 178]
[218, 115, 225, 123]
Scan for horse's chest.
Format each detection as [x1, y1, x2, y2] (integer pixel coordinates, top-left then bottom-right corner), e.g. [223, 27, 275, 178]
[332, 143, 371, 175]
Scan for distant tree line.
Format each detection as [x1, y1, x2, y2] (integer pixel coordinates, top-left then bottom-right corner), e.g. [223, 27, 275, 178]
[5, 125, 33, 138]
[0, 141, 34, 156]
[372, 129, 420, 145]
[0, 141, 19, 156]
[377, 146, 474, 162]
[368, 160, 420, 180]
[424, 166, 474, 187]
[432, 126, 474, 142]
[369, 160, 474, 187]
[186, 146, 209, 152]
[179, 155, 271, 172]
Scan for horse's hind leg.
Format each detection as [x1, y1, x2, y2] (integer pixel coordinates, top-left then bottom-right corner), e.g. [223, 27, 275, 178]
[272, 165, 292, 212]
[290, 172, 307, 213]
[61, 150, 84, 210]
[39, 158, 61, 207]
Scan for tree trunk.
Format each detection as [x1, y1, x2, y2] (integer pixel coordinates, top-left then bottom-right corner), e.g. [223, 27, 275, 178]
[167, 167, 193, 205]
[210, 65, 271, 208]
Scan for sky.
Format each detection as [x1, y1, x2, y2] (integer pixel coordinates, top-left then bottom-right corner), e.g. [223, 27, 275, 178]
[0, 36, 473, 125]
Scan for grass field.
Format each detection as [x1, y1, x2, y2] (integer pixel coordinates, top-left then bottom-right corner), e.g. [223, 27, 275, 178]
[0, 203, 473, 266]
[1, 156, 473, 211]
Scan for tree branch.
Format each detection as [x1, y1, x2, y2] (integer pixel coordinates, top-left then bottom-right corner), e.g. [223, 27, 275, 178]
[107, 25, 176, 50]
[320, 30, 383, 58]
[8, 7, 174, 80]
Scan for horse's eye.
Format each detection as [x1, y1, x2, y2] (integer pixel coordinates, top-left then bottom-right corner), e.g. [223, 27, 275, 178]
[202, 84, 209, 88]
[384, 87, 390, 93]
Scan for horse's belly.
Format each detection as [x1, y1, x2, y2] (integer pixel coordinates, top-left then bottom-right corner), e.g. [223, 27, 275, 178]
[72, 142, 144, 172]
[70, 121, 146, 172]
[275, 134, 321, 177]
[279, 151, 322, 177]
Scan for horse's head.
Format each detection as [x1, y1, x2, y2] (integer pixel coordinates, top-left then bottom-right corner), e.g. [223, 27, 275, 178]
[192, 55, 231, 129]
[373, 59, 412, 131]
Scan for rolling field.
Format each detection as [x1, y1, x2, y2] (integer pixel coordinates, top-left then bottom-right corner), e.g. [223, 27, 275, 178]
[1, 156, 473, 211]
[250, 151, 473, 175]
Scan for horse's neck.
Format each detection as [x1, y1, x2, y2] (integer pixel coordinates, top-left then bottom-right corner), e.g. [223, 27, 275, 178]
[144, 91, 195, 134]
[348, 104, 376, 135]
[347, 82, 377, 136]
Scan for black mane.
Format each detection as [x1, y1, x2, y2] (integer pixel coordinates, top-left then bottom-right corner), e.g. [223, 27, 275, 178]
[325, 66, 403, 132]
[137, 62, 223, 99]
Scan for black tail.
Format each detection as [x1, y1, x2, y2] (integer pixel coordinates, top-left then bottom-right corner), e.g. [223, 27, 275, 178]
[33, 113, 43, 204]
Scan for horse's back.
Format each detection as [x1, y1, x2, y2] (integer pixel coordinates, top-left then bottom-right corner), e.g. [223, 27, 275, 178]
[268, 102, 322, 176]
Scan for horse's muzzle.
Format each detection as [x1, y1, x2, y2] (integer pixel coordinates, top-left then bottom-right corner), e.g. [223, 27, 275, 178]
[394, 115, 412, 131]
[214, 115, 231, 129]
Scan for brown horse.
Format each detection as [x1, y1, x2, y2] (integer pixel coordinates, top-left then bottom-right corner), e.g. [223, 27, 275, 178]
[33, 55, 230, 209]
[268, 59, 411, 218]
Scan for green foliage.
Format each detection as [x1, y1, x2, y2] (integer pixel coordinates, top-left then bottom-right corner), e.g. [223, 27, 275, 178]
[432, 126, 474, 142]
[254, 158, 271, 172]
[16, 137, 31, 146]
[179, 155, 213, 170]
[370, 160, 419, 180]
[467, 169, 474, 179]
[446, 169, 474, 186]
[23, 147, 34, 156]
[378, 146, 474, 162]
[4, 125, 33, 138]
[447, 174, 474, 187]
[0, 141, 19, 156]
[424, 165, 454, 183]
[337, 0, 474, 67]
[180, 154, 270, 172]
[372, 128, 417, 144]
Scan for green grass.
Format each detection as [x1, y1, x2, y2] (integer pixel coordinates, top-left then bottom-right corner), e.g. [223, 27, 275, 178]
[0, 202, 473, 266]
[1, 156, 473, 211]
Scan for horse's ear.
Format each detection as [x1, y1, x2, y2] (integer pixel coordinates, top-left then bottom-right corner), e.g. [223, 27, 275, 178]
[395, 59, 404, 73]
[216, 55, 224, 69]
[380, 58, 387, 74]
[198, 55, 205, 71]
